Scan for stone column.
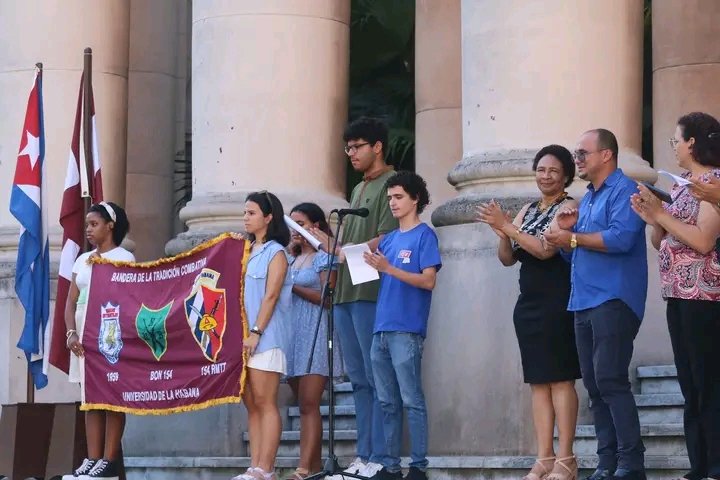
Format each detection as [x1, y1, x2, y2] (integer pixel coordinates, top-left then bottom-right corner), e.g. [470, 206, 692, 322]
[167, 0, 351, 254]
[124, 0, 182, 261]
[0, 1, 130, 405]
[425, 0, 655, 456]
[415, 0, 462, 221]
[652, 0, 720, 173]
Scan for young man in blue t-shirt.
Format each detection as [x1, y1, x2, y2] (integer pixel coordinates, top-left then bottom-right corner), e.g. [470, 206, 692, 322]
[363, 171, 442, 480]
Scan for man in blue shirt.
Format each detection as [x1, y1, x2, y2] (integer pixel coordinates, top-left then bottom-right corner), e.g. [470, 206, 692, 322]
[363, 171, 442, 480]
[545, 129, 648, 480]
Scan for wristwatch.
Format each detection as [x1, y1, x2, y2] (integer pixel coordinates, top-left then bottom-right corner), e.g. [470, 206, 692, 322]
[570, 234, 578, 249]
[250, 326, 263, 336]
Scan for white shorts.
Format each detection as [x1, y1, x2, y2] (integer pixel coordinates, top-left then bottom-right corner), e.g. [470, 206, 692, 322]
[247, 347, 287, 374]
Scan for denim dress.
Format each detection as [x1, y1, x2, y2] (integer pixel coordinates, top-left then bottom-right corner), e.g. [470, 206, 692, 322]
[243, 240, 293, 356]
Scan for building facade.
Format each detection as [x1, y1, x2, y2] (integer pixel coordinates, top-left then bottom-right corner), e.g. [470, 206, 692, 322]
[1, 0, 720, 477]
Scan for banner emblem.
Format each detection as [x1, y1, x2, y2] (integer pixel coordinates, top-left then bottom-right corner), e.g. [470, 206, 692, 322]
[99, 302, 123, 364]
[185, 269, 227, 362]
[136, 302, 173, 361]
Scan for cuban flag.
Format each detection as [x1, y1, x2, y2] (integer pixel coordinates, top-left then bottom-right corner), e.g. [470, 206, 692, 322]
[10, 68, 50, 390]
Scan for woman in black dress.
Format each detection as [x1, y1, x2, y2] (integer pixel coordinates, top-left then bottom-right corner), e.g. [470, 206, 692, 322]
[478, 145, 581, 480]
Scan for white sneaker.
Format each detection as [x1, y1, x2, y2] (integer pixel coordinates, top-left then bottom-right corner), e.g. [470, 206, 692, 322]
[360, 462, 384, 477]
[326, 457, 366, 479]
[231, 467, 259, 480]
[61, 458, 96, 479]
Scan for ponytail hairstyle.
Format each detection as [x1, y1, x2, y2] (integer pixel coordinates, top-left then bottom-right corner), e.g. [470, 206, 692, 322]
[678, 112, 720, 167]
[245, 191, 290, 246]
[88, 201, 130, 247]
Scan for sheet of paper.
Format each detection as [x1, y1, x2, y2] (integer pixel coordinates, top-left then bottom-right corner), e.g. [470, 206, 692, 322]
[284, 215, 322, 251]
[658, 170, 692, 186]
[341, 243, 379, 285]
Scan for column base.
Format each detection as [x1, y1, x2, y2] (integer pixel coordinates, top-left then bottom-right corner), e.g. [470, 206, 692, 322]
[166, 190, 348, 256]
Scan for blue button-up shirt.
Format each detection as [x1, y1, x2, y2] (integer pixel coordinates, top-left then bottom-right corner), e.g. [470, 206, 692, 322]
[567, 169, 648, 320]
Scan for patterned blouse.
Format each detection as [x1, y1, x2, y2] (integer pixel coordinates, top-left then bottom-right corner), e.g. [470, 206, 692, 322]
[512, 197, 569, 252]
[659, 170, 720, 300]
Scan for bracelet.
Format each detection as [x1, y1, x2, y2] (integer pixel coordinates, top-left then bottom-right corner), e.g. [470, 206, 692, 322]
[66, 329, 77, 339]
[250, 326, 263, 336]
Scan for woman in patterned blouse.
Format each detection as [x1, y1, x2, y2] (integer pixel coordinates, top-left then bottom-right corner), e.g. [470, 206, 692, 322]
[631, 112, 720, 480]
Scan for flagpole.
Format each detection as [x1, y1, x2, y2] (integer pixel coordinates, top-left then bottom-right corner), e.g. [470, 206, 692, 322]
[82, 48, 93, 250]
[24, 62, 44, 405]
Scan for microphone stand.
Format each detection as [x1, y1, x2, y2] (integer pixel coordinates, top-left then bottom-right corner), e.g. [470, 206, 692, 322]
[305, 211, 368, 480]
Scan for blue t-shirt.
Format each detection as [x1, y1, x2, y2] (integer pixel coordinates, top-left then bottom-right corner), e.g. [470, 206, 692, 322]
[374, 223, 442, 337]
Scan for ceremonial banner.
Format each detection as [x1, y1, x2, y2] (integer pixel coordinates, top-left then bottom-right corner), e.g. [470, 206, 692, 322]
[80, 235, 248, 414]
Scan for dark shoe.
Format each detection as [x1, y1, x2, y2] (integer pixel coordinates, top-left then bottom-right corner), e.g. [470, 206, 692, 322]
[611, 469, 646, 480]
[82, 458, 120, 480]
[404, 467, 428, 480]
[61, 458, 97, 479]
[584, 469, 612, 480]
[368, 467, 403, 480]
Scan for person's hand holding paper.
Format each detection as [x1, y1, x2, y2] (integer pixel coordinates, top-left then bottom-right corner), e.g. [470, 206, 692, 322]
[341, 243, 379, 285]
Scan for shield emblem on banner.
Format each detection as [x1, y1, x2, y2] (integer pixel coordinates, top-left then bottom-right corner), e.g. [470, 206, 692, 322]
[99, 302, 123, 364]
[185, 284, 227, 362]
[135, 301, 173, 361]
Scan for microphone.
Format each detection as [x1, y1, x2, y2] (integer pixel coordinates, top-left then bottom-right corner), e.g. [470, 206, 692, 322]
[332, 207, 370, 218]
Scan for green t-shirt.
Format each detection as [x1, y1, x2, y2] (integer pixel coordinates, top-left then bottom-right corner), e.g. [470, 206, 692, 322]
[335, 169, 399, 304]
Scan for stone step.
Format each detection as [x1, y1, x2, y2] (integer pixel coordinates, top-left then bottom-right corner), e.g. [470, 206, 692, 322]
[555, 424, 686, 457]
[321, 382, 355, 406]
[637, 365, 681, 394]
[242, 429, 358, 458]
[125, 455, 691, 480]
[635, 393, 684, 424]
[288, 405, 357, 431]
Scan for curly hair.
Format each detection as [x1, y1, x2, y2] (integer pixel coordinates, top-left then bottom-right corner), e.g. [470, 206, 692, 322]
[384, 171, 430, 214]
[343, 117, 389, 156]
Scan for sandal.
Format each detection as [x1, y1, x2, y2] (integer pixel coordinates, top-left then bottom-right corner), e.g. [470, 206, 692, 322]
[523, 456, 555, 480]
[546, 455, 577, 480]
[285, 468, 310, 480]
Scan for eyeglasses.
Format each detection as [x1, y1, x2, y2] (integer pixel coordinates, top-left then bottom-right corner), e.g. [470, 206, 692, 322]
[344, 142, 370, 155]
[668, 137, 680, 149]
[572, 149, 608, 161]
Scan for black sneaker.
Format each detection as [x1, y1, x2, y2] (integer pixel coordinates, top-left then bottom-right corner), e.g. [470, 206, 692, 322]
[82, 458, 120, 480]
[584, 469, 612, 480]
[404, 467, 428, 480]
[611, 470, 646, 480]
[61, 458, 97, 479]
[368, 467, 403, 480]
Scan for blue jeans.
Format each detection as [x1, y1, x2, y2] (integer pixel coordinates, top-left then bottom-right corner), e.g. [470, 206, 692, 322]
[371, 332, 428, 473]
[335, 301, 387, 464]
[575, 299, 645, 472]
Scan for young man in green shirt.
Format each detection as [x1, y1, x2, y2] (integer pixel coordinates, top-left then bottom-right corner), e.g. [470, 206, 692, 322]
[321, 117, 398, 479]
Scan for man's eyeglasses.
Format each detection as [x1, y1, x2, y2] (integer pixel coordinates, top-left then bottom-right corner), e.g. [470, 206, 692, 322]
[668, 137, 680, 149]
[344, 142, 370, 155]
[572, 149, 608, 161]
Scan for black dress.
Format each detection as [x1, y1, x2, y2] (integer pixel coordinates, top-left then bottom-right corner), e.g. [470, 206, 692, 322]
[512, 200, 581, 384]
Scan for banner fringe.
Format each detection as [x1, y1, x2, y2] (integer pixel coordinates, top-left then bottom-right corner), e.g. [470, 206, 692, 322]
[88, 232, 239, 268]
[81, 395, 241, 415]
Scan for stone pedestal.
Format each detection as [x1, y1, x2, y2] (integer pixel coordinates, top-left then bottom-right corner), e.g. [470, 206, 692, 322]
[415, 0, 462, 221]
[167, 0, 351, 255]
[426, 0, 656, 456]
[652, 0, 720, 174]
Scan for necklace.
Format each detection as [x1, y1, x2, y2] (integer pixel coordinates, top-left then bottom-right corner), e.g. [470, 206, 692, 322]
[538, 192, 568, 212]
